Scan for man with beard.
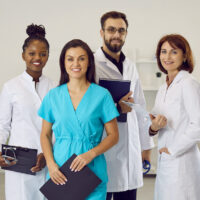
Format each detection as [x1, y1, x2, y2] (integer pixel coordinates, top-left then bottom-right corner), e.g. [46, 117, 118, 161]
[94, 11, 154, 200]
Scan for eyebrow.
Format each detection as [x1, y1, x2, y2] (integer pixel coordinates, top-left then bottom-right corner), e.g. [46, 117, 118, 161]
[161, 48, 178, 50]
[27, 50, 48, 52]
[66, 54, 87, 57]
[107, 26, 125, 29]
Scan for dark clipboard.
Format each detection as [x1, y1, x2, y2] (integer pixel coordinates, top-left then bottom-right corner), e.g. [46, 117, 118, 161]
[1, 144, 37, 175]
[99, 78, 131, 122]
[40, 154, 102, 200]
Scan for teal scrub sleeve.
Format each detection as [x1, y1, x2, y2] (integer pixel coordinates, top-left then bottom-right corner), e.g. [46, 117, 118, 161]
[101, 91, 119, 124]
[38, 91, 55, 123]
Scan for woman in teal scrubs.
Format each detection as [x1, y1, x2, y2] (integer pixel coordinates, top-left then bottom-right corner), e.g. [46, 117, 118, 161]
[38, 39, 119, 199]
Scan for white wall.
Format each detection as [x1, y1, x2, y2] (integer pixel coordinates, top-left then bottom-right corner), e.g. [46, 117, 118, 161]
[0, 0, 200, 87]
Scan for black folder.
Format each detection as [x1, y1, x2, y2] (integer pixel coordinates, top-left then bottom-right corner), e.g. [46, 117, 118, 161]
[40, 154, 102, 200]
[99, 78, 131, 122]
[1, 144, 37, 175]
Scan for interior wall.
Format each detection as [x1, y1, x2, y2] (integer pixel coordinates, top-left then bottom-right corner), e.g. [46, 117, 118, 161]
[0, 0, 200, 87]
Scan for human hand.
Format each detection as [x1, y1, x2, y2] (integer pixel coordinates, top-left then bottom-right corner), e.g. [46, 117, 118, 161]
[159, 147, 170, 155]
[149, 114, 167, 132]
[31, 153, 46, 172]
[118, 91, 134, 113]
[142, 149, 151, 163]
[0, 151, 17, 167]
[48, 162, 67, 185]
[70, 150, 96, 172]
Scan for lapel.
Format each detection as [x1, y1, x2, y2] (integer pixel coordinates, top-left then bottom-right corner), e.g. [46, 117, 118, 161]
[95, 48, 123, 79]
[21, 71, 42, 103]
[65, 84, 92, 136]
[167, 70, 189, 91]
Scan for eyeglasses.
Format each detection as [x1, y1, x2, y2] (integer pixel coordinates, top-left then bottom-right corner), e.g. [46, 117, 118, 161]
[104, 27, 127, 35]
[2, 147, 18, 165]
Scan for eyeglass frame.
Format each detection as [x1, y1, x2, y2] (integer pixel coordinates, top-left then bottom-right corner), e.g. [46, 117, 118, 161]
[103, 26, 127, 35]
[2, 147, 18, 165]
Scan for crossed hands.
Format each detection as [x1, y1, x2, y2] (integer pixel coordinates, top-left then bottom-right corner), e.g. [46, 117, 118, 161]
[48, 150, 96, 185]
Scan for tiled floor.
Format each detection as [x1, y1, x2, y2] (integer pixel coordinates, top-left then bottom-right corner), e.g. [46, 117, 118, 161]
[0, 172, 155, 200]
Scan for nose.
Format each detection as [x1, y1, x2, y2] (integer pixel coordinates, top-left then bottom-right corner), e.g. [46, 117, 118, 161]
[34, 54, 41, 60]
[73, 59, 80, 67]
[113, 30, 121, 37]
[166, 53, 171, 60]
[162, 52, 171, 60]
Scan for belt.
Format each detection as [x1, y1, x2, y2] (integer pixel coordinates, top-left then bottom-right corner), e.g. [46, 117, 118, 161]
[55, 136, 100, 149]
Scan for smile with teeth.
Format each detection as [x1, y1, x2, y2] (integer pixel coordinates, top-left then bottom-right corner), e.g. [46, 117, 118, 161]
[164, 61, 174, 65]
[32, 62, 41, 66]
[71, 68, 81, 72]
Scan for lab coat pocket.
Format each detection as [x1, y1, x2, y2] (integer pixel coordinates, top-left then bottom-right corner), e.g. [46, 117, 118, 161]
[158, 152, 179, 186]
[160, 152, 177, 168]
[161, 152, 174, 160]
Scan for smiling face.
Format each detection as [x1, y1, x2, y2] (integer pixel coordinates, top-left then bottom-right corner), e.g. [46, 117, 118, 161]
[160, 41, 185, 75]
[101, 18, 127, 53]
[64, 47, 89, 81]
[22, 40, 49, 76]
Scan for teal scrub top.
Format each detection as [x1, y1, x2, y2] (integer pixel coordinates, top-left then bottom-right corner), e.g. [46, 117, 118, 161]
[38, 83, 119, 185]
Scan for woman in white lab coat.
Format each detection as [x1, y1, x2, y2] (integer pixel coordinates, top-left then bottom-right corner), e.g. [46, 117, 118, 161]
[150, 34, 200, 200]
[0, 24, 54, 200]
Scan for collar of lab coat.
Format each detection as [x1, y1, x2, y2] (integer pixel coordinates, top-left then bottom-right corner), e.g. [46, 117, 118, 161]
[95, 47, 125, 76]
[166, 70, 190, 88]
[22, 71, 45, 83]
[95, 47, 109, 63]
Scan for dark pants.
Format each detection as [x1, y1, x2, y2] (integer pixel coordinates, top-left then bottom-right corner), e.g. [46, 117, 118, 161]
[106, 189, 137, 200]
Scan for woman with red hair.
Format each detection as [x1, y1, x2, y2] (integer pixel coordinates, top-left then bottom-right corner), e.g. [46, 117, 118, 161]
[149, 34, 200, 200]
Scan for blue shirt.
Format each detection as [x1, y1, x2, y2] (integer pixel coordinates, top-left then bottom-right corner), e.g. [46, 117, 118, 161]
[38, 83, 119, 188]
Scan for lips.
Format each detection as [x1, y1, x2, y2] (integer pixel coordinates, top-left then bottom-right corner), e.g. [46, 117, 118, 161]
[162, 60, 174, 65]
[111, 39, 122, 44]
[71, 68, 81, 72]
[32, 62, 42, 66]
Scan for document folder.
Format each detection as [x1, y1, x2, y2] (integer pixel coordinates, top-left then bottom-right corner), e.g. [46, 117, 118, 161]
[99, 78, 131, 122]
[40, 154, 102, 200]
[1, 144, 37, 175]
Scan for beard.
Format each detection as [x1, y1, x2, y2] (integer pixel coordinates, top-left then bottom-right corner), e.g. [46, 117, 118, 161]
[104, 37, 125, 53]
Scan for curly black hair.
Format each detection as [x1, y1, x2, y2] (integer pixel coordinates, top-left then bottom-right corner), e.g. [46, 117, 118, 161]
[22, 23, 49, 52]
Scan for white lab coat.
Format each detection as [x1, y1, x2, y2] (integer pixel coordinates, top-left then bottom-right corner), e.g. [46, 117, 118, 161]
[0, 71, 55, 200]
[94, 48, 154, 192]
[152, 70, 200, 200]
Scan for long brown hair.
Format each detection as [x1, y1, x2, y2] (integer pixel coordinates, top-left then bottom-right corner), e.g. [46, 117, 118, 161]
[59, 39, 96, 85]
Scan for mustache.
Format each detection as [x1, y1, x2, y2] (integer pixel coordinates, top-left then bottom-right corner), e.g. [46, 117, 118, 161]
[110, 38, 122, 42]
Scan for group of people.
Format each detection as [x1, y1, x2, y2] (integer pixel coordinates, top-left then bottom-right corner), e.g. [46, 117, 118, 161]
[0, 10, 200, 200]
